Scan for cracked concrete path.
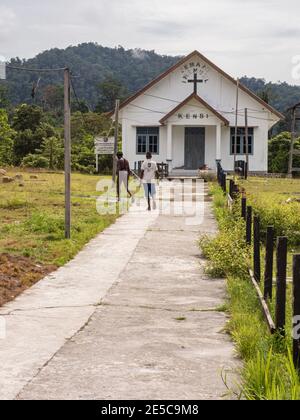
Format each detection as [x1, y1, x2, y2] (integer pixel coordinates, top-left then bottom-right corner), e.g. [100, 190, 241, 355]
[1, 181, 238, 400]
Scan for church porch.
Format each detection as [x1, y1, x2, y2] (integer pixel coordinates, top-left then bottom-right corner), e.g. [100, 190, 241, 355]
[166, 123, 222, 174]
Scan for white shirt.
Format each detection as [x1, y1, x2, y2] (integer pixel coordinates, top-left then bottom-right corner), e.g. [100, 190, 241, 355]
[141, 159, 158, 183]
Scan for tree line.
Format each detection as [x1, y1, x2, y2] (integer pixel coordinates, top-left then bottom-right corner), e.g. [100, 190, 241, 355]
[0, 72, 127, 173]
[0, 103, 114, 174]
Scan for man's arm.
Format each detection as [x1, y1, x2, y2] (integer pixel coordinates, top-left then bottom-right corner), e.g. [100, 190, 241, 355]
[140, 161, 145, 180]
[125, 159, 132, 176]
[116, 159, 120, 175]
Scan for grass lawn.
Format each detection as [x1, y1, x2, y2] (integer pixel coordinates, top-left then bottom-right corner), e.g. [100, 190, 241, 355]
[0, 169, 118, 305]
[237, 177, 300, 356]
[239, 177, 300, 250]
[202, 183, 300, 399]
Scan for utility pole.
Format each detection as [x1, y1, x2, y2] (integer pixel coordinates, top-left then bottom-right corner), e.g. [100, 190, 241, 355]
[64, 67, 71, 239]
[96, 153, 99, 174]
[3, 62, 72, 238]
[234, 78, 239, 172]
[245, 107, 249, 178]
[112, 99, 120, 183]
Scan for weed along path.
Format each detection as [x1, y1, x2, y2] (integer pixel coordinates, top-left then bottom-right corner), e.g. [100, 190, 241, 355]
[0, 181, 238, 400]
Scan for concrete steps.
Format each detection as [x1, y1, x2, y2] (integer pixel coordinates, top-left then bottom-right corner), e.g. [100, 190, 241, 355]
[170, 170, 199, 177]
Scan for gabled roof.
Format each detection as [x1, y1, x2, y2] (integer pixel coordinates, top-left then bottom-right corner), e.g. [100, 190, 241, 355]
[109, 50, 284, 120]
[159, 93, 230, 126]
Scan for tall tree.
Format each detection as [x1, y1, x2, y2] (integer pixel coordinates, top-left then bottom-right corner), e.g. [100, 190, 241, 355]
[95, 76, 128, 113]
[12, 103, 58, 164]
[41, 85, 64, 113]
[37, 136, 64, 169]
[268, 132, 300, 173]
[12, 104, 43, 132]
[0, 85, 9, 109]
[71, 112, 111, 143]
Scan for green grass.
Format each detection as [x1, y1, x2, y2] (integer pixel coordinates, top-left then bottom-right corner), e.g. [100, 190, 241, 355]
[238, 177, 300, 355]
[240, 177, 300, 353]
[239, 177, 300, 246]
[200, 182, 300, 400]
[0, 169, 118, 266]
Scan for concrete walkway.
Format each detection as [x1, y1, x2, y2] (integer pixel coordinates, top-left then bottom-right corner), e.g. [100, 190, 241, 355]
[0, 181, 238, 400]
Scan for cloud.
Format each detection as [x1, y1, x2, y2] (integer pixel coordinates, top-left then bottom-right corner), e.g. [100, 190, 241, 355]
[131, 49, 149, 60]
[139, 20, 188, 37]
[269, 28, 300, 39]
[0, 6, 17, 37]
[0, 0, 299, 84]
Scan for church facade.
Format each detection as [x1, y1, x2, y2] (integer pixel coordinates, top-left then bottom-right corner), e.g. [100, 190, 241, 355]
[115, 51, 283, 174]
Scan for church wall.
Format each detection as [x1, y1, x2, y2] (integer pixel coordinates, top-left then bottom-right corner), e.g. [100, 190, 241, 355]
[119, 53, 279, 173]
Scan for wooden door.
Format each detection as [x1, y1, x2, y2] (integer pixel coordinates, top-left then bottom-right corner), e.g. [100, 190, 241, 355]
[184, 127, 205, 169]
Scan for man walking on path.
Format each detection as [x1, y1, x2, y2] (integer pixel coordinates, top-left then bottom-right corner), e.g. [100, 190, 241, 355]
[116, 152, 132, 202]
[141, 152, 159, 211]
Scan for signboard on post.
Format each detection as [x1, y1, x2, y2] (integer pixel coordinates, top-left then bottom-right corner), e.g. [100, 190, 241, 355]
[0, 61, 6, 80]
[94, 137, 115, 155]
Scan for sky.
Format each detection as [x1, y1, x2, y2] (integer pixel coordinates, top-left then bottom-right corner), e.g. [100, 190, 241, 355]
[0, 0, 300, 84]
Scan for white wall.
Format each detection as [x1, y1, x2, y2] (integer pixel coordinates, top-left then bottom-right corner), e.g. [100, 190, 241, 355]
[124, 121, 268, 172]
[220, 125, 268, 172]
[172, 126, 185, 168]
[123, 123, 167, 167]
[119, 52, 279, 172]
[205, 126, 217, 169]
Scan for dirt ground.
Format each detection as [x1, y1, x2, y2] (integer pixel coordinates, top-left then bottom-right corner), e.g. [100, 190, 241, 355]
[0, 253, 56, 307]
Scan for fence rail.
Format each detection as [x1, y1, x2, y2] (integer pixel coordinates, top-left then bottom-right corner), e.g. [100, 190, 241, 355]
[217, 165, 300, 370]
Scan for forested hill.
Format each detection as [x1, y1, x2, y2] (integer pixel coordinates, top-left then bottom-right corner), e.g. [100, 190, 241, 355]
[239, 77, 300, 114]
[4, 44, 181, 108]
[2, 43, 300, 113]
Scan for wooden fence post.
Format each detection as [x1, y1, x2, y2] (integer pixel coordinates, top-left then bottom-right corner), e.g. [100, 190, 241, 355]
[275, 237, 288, 335]
[222, 173, 227, 193]
[264, 226, 274, 301]
[233, 182, 239, 198]
[229, 180, 234, 197]
[241, 197, 247, 220]
[293, 254, 300, 370]
[246, 206, 252, 245]
[253, 216, 261, 283]
[217, 163, 221, 185]
[245, 162, 248, 180]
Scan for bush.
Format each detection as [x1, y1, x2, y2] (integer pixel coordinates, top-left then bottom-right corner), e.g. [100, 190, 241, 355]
[73, 163, 95, 174]
[200, 224, 250, 278]
[199, 186, 250, 278]
[21, 154, 50, 168]
[199, 171, 217, 182]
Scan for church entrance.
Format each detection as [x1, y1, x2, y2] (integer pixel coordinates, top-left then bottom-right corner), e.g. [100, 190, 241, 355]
[184, 127, 205, 170]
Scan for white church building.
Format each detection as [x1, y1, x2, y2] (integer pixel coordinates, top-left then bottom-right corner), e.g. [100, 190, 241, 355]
[114, 51, 283, 174]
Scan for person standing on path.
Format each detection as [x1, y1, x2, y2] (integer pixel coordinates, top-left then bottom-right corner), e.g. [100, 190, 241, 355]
[116, 152, 132, 202]
[141, 152, 159, 211]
